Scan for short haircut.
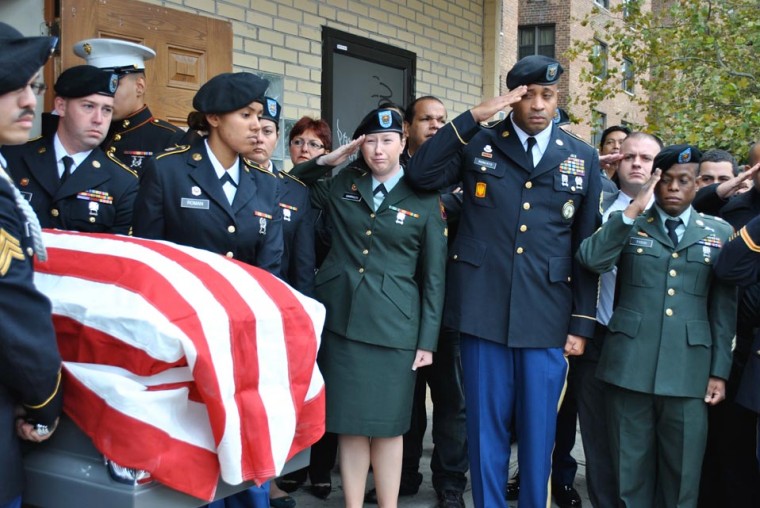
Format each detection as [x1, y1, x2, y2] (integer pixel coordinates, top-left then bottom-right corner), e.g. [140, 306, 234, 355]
[621, 131, 663, 149]
[599, 125, 631, 150]
[749, 142, 760, 166]
[289, 116, 332, 150]
[699, 148, 739, 176]
[404, 95, 444, 124]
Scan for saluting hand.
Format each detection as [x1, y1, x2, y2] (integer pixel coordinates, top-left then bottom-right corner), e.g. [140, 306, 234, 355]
[470, 86, 528, 123]
[315, 135, 365, 167]
[412, 349, 433, 370]
[599, 153, 623, 171]
[704, 377, 726, 405]
[716, 162, 760, 199]
[564, 334, 586, 356]
[624, 168, 661, 220]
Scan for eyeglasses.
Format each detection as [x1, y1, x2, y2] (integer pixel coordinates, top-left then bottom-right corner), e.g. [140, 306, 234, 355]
[290, 138, 325, 150]
[16, 82, 47, 96]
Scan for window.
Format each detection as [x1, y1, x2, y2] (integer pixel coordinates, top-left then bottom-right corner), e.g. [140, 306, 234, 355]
[594, 0, 610, 8]
[592, 39, 608, 79]
[591, 111, 607, 147]
[622, 58, 634, 94]
[518, 25, 555, 60]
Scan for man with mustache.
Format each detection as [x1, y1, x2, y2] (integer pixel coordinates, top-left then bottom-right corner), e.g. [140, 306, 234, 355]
[578, 144, 736, 508]
[3, 65, 138, 234]
[405, 55, 602, 508]
[0, 22, 64, 508]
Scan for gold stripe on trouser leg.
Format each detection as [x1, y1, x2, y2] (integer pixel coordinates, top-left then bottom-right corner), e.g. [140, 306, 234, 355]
[545, 354, 570, 508]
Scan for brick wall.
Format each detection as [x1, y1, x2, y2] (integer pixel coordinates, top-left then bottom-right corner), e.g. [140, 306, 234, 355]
[144, 0, 485, 123]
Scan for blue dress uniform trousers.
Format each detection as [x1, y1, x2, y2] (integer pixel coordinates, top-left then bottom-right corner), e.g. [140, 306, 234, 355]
[460, 335, 567, 508]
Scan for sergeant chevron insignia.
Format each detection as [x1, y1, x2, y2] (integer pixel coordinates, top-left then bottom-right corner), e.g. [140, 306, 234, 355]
[0, 228, 25, 276]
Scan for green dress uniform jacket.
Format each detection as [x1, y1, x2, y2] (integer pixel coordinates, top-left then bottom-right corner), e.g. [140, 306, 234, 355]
[577, 208, 736, 398]
[2, 136, 138, 235]
[290, 159, 447, 352]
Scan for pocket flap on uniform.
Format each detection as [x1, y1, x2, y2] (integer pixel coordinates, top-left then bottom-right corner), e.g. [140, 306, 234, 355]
[450, 235, 487, 267]
[686, 320, 712, 347]
[382, 274, 412, 319]
[607, 307, 642, 338]
[548, 256, 572, 283]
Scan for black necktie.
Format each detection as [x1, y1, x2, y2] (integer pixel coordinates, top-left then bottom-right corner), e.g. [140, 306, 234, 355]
[219, 172, 237, 187]
[374, 183, 387, 197]
[526, 137, 537, 170]
[61, 156, 74, 184]
[665, 218, 681, 247]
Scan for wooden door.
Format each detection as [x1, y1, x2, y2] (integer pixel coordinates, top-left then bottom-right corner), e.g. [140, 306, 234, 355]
[48, 0, 232, 126]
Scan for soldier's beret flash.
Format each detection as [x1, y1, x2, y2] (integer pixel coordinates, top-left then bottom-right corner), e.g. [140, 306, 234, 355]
[74, 38, 155, 75]
[193, 72, 270, 114]
[653, 144, 703, 172]
[254, 96, 281, 127]
[0, 22, 57, 96]
[353, 108, 404, 138]
[506, 55, 564, 90]
[54, 65, 118, 98]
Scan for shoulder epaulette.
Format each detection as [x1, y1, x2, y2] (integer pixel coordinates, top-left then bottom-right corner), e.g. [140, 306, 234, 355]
[481, 118, 507, 129]
[698, 212, 729, 224]
[155, 144, 191, 159]
[105, 150, 138, 178]
[280, 171, 307, 187]
[559, 126, 595, 149]
[243, 158, 276, 177]
[150, 118, 182, 133]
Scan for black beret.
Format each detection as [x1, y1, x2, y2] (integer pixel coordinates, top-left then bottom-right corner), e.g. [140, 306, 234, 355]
[54, 65, 119, 98]
[353, 108, 404, 138]
[193, 72, 269, 114]
[506, 55, 564, 90]
[653, 144, 702, 172]
[254, 96, 281, 127]
[0, 22, 57, 96]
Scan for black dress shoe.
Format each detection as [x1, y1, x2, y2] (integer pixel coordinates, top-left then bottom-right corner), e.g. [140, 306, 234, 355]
[437, 490, 466, 508]
[308, 483, 331, 500]
[553, 483, 582, 508]
[506, 471, 520, 501]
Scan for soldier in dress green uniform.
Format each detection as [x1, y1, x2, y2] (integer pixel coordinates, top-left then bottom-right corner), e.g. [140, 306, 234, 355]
[577, 145, 737, 508]
[289, 108, 447, 508]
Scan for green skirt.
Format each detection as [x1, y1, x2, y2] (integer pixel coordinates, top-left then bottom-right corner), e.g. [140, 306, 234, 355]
[318, 330, 417, 437]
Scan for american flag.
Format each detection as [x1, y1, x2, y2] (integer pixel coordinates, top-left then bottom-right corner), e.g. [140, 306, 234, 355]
[34, 230, 326, 501]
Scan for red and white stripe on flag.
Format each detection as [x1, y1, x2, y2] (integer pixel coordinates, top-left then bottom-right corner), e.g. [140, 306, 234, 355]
[34, 230, 326, 501]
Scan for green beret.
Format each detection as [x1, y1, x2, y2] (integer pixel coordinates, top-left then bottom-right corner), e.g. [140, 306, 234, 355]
[193, 72, 269, 114]
[0, 22, 56, 96]
[507, 55, 564, 90]
[654, 144, 702, 172]
[54, 65, 118, 98]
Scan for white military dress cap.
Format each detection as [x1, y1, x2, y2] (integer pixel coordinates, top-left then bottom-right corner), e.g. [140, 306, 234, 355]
[73, 38, 155, 72]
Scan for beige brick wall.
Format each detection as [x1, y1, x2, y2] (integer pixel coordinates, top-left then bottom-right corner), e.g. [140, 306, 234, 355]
[143, 0, 485, 123]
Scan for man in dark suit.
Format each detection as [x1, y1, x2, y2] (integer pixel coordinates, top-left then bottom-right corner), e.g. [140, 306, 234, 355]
[3, 65, 138, 235]
[73, 38, 183, 175]
[577, 144, 736, 508]
[405, 55, 601, 508]
[0, 22, 63, 508]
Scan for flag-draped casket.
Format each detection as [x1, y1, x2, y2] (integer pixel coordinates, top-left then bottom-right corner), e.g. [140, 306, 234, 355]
[33, 230, 326, 501]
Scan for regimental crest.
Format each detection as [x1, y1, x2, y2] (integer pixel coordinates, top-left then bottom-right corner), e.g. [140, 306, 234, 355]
[267, 98, 278, 118]
[546, 63, 559, 81]
[678, 147, 692, 163]
[378, 110, 392, 128]
[83, 42, 92, 55]
[109, 73, 119, 94]
[0, 228, 25, 276]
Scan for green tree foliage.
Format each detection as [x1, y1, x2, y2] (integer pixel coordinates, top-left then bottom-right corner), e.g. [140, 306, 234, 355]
[566, 0, 760, 160]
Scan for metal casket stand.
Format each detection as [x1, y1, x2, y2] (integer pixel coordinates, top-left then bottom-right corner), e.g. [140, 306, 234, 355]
[22, 417, 310, 508]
